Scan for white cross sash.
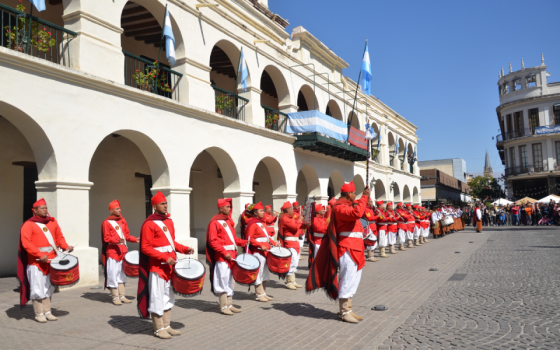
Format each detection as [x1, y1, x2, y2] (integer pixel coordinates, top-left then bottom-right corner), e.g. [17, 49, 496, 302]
[107, 220, 126, 247]
[35, 223, 60, 256]
[256, 223, 272, 244]
[153, 221, 175, 252]
[218, 220, 237, 248]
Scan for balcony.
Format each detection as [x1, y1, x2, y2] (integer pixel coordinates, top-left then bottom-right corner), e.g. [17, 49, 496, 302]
[293, 133, 368, 162]
[262, 105, 288, 132]
[212, 86, 248, 121]
[1, 3, 76, 67]
[504, 161, 553, 176]
[496, 127, 539, 143]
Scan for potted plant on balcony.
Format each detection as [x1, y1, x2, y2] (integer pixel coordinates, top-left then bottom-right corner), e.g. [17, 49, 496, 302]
[133, 61, 172, 93]
[265, 110, 279, 130]
[371, 148, 379, 162]
[215, 94, 233, 115]
[4, 3, 56, 53]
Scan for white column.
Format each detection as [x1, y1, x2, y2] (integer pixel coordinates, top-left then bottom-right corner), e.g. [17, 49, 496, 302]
[35, 180, 98, 288]
[174, 57, 215, 111]
[222, 190, 255, 235]
[239, 87, 264, 127]
[151, 186, 197, 259]
[545, 138, 555, 170]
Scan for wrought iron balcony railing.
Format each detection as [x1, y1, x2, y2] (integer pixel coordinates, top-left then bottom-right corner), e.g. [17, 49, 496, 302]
[262, 104, 288, 132]
[212, 86, 248, 121]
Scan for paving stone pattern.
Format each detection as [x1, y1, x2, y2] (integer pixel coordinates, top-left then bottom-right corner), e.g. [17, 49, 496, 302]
[382, 226, 560, 350]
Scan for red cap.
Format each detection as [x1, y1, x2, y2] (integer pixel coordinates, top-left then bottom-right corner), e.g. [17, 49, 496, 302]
[265, 205, 271, 210]
[281, 202, 292, 211]
[328, 198, 336, 206]
[315, 203, 324, 212]
[108, 199, 120, 210]
[341, 181, 355, 193]
[252, 202, 264, 210]
[33, 198, 47, 208]
[151, 191, 166, 206]
[293, 201, 299, 207]
[387, 201, 393, 206]
[405, 203, 412, 208]
[397, 202, 403, 207]
[376, 200, 384, 206]
[217, 198, 232, 209]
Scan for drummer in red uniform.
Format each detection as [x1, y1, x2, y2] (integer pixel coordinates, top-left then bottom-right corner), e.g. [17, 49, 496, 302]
[363, 197, 379, 262]
[292, 201, 305, 260]
[263, 205, 278, 237]
[17, 198, 74, 323]
[246, 202, 279, 302]
[385, 202, 399, 254]
[240, 203, 252, 239]
[376, 201, 390, 258]
[137, 191, 194, 339]
[279, 201, 304, 290]
[306, 182, 370, 323]
[101, 199, 138, 305]
[206, 198, 248, 315]
[395, 203, 408, 251]
[311, 203, 328, 258]
[404, 203, 416, 248]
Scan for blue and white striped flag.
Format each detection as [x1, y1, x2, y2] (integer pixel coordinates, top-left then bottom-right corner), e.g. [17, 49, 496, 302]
[377, 131, 382, 150]
[163, 8, 176, 66]
[403, 140, 408, 157]
[365, 123, 375, 140]
[238, 49, 248, 93]
[413, 147, 417, 159]
[359, 41, 372, 95]
[29, 0, 46, 12]
[394, 135, 399, 156]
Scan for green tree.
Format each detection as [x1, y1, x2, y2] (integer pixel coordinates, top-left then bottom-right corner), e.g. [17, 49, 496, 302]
[468, 175, 505, 201]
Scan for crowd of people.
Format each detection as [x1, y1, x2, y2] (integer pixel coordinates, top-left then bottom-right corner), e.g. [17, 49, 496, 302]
[459, 201, 560, 226]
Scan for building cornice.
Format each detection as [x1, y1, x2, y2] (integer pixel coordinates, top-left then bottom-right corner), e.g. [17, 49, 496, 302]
[496, 92, 560, 113]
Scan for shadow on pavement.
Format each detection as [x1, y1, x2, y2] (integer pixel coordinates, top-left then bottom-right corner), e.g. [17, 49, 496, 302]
[5, 304, 69, 320]
[272, 302, 337, 320]
[108, 315, 184, 334]
[174, 298, 219, 312]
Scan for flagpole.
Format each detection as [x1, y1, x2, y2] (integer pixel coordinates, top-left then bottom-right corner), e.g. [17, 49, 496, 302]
[233, 47, 243, 119]
[366, 137, 370, 187]
[348, 39, 368, 133]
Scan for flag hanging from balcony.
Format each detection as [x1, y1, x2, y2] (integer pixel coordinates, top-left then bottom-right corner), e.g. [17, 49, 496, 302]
[163, 8, 176, 66]
[377, 128, 382, 150]
[365, 123, 375, 140]
[238, 49, 248, 93]
[359, 40, 372, 95]
[403, 140, 408, 157]
[286, 110, 348, 142]
[29, 0, 46, 12]
[349, 126, 368, 150]
[394, 135, 399, 156]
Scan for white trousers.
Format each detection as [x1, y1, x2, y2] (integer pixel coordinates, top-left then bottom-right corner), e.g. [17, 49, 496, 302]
[313, 244, 320, 258]
[397, 229, 406, 244]
[365, 243, 377, 251]
[287, 248, 299, 276]
[378, 230, 388, 247]
[106, 258, 127, 288]
[253, 253, 270, 285]
[406, 229, 414, 240]
[299, 237, 304, 249]
[148, 272, 175, 316]
[414, 226, 421, 239]
[387, 231, 397, 245]
[422, 227, 429, 238]
[27, 265, 54, 300]
[338, 251, 362, 299]
[213, 261, 235, 296]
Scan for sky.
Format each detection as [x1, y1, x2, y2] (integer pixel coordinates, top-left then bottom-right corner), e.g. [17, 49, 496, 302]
[270, 0, 560, 177]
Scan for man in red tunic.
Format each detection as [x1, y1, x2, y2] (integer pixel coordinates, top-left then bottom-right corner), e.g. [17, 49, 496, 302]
[363, 198, 379, 262]
[137, 191, 194, 339]
[246, 202, 279, 302]
[376, 201, 389, 258]
[262, 205, 278, 237]
[420, 207, 431, 243]
[385, 202, 399, 254]
[394, 203, 408, 251]
[240, 203, 252, 240]
[306, 182, 370, 323]
[101, 199, 138, 305]
[325, 197, 336, 221]
[17, 198, 74, 323]
[404, 204, 417, 248]
[311, 203, 328, 258]
[279, 201, 304, 290]
[412, 205, 423, 245]
[206, 198, 248, 315]
[292, 201, 305, 259]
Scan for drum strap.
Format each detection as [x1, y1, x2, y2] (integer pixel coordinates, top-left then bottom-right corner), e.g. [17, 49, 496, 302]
[256, 223, 272, 244]
[153, 221, 175, 252]
[35, 223, 60, 257]
[107, 220, 126, 247]
[218, 220, 237, 248]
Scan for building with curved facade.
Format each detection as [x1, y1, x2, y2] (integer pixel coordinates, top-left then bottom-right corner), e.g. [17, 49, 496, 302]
[0, 0, 420, 285]
[496, 56, 560, 200]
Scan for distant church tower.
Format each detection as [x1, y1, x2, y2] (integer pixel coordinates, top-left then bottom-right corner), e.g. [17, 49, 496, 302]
[484, 151, 493, 177]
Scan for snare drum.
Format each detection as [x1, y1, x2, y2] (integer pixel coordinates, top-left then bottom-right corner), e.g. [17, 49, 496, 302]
[266, 247, 291, 276]
[172, 259, 205, 297]
[123, 250, 139, 278]
[232, 254, 260, 286]
[50, 255, 80, 287]
[442, 216, 454, 227]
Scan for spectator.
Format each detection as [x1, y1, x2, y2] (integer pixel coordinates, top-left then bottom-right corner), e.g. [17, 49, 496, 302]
[511, 203, 519, 226]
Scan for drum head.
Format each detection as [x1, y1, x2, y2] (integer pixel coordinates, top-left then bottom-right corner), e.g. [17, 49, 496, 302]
[175, 259, 205, 279]
[235, 254, 260, 270]
[269, 247, 291, 258]
[360, 218, 368, 229]
[124, 250, 139, 264]
[51, 255, 78, 269]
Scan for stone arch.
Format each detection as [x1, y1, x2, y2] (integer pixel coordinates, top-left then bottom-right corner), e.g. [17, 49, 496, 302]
[260, 65, 290, 110]
[296, 165, 321, 204]
[253, 157, 288, 205]
[353, 174, 365, 194]
[297, 84, 318, 111]
[209, 39, 251, 94]
[328, 169, 345, 198]
[387, 132, 396, 166]
[347, 111, 360, 129]
[398, 137, 406, 163]
[326, 99, 343, 121]
[374, 179, 386, 201]
[403, 185, 411, 203]
[413, 186, 419, 204]
[393, 182, 401, 202]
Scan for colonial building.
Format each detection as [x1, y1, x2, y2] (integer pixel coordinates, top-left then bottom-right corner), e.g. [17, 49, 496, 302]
[418, 158, 471, 206]
[0, 0, 420, 285]
[495, 56, 560, 200]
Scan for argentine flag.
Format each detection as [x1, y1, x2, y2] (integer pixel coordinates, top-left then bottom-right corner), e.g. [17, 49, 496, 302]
[403, 140, 408, 157]
[163, 8, 176, 66]
[238, 49, 248, 93]
[365, 123, 375, 140]
[29, 0, 46, 12]
[377, 130, 382, 150]
[359, 41, 372, 95]
[394, 135, 399, 156]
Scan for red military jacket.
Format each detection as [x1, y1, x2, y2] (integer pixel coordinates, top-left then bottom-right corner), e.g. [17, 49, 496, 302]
[332, 195, 367, 270]
[376, 209, 388, 231]
[384, 210, 399, 232]
[246, 220, 276, 257]
[363, 207, 379, 246]
[20, 219, 69, 275]
[280, 214, 303, 253]
[395, 208, 408, 231]
[293, 208, 304, 237]
[102, 216, 137, 261]
[207, 217, 247, 266]
[140, 218, 191, 281]
[262, 212, 277, 236]
[311, 215, 328, 245]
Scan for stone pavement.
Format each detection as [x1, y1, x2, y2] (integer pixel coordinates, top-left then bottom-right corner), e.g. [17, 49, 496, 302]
[2, 226, 556, 349]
